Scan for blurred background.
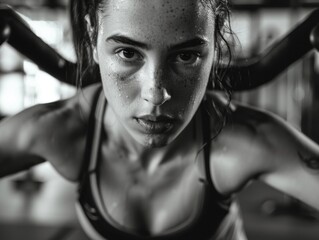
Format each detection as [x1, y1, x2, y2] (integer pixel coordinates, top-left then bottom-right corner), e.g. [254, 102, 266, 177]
[0, 0, 319, 239]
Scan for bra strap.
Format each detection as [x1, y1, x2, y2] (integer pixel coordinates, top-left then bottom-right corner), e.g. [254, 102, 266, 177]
[201, 102, 232, 205]
[201, 105, 214, 187]
[78, 86, 103, 184]
[88, 91, 106, 173]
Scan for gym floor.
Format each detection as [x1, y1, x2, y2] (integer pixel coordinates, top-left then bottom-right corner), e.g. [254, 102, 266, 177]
[0, 163, 319, 240]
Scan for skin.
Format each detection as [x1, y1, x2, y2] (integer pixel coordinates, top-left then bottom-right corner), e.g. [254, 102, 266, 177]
[92, 0, 215, 152]
[88, 0, 218, 232]
[0, 0, 319, 237]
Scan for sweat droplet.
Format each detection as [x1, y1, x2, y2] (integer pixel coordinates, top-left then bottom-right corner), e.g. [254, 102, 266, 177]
[163, 89, 171, 102]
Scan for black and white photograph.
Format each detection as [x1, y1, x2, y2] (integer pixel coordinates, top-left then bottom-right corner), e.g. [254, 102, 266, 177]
[0, 0, 319, 239]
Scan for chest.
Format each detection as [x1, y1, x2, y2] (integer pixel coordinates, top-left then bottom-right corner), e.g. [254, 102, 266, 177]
[95, 142, 207, 235]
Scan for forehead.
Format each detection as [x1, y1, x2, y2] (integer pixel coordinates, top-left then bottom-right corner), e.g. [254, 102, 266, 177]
[98, 0, 215, 44]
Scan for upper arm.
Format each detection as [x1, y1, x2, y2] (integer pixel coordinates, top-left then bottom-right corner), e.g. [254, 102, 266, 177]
[255, 111, 319, 210]
[209, 101, 319, 210]
[209, 105, 269, 195]
[0, 83, 102, 180]
[25, 83, 101, 180]
[0, 99, 87, 180]
[228, 104, 319, 209]
[0, 105, 47, 177]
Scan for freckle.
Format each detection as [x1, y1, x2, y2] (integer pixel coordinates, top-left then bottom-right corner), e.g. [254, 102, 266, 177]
[178, 108, 185, 117]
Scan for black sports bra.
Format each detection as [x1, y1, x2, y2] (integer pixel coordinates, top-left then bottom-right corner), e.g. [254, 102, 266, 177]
[77, 89, 237, 240]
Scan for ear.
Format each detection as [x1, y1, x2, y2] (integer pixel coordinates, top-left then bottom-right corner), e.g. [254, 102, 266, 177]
[92, 45, 99, 64]
[84, 14, 99, 64]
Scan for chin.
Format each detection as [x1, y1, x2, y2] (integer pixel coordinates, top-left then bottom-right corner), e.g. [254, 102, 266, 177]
[139, 134, 174, 149]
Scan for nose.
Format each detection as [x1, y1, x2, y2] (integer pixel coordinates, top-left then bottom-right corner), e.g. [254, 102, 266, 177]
[141, 64, 171, 106]
[142, 86, 171, 106]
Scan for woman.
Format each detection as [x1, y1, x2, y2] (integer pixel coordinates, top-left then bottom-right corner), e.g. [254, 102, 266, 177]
[0, 0, 319, 239]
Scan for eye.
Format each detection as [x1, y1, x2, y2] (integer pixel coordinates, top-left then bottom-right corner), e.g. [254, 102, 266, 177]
[174, 52, 200, 64]
[116, 48, 142, 62]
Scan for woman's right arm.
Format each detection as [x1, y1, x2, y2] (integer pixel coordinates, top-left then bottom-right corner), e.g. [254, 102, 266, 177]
[0, 105, 48, 178]
[0, 83, 102, 180]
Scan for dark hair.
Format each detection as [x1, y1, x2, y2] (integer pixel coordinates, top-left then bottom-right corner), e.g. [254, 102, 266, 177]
[70, 0, 104, 88]
[70, 0, 234, 92]
[210, 0, 234, 91]
[205, 0, 235, 135]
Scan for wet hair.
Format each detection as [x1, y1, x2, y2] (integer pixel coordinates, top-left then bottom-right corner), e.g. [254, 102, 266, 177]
[202, 0, 235, 135]
[70, 0, 104, 88]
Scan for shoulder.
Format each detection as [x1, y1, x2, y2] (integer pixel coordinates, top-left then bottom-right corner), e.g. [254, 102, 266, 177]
[206, 91, 282, 194]
[20, 83, 101, 137]
[27, 82, 102, 134]
[214, 98, 319, 210]
[9, 83, 102, 180]
[75, 83, 103, 122]
[206, 90, 278, 142]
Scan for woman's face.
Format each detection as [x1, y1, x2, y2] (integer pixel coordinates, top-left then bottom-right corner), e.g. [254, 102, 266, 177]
[93, 0, 215, 147]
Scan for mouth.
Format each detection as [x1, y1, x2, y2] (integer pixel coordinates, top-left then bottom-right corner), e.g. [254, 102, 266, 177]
[134, 115, 176, 134]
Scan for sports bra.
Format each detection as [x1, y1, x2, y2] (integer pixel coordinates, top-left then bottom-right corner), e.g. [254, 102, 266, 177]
[77, 88, 246, 240]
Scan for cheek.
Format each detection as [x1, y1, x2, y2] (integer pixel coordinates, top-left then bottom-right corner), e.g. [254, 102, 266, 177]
[172, 70, 209, 119]
[177, 70, 209, 101]
[100, 65, 139, 106]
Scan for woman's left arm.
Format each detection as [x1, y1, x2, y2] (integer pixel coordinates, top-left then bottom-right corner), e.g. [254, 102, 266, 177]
[207, 92, 319, 209]
[250, 109, 319, 210]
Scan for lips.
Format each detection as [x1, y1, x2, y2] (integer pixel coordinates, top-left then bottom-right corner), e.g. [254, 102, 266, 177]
[135, 115, 175, 133]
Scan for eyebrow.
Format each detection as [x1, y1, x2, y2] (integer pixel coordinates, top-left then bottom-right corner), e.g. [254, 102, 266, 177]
[105, 34, 209, 50]
[170, 37, 208, 51]
[106, 35, 148, 49]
